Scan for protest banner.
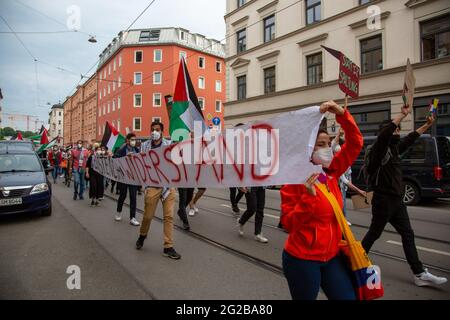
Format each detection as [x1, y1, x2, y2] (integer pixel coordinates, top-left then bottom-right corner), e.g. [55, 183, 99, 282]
[402, 58, 416, 108]
[94, 106, 325, 188]
[322, 45, 360, 99]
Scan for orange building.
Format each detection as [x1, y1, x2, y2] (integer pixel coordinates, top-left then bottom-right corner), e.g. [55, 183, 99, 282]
[63, 74, 97, 145]
[96, 27, 226, 140]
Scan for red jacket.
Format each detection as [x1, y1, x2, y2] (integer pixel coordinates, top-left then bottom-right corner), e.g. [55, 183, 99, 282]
[48, 151, 62, 166]
[280, 110, 363, 262]
[71, 149, 89, 170]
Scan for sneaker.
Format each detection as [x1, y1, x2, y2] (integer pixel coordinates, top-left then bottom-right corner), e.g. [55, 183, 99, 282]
[163, 247, 181, 260]
[98, 197, 104, 201]
[232, 204, 240, 213]
[130, 218, 140, 226]
[73, 193, 77, 200]
[193, 206, 199, 213]
[182, 221, 190, 231]
[255, 234, 268, 243]
[136, 235, 146, 250]
[115, 212, 122, 222]
[237, 219, 244, 236]
[347, 220, 352, 226]
[95, 201, 100, 206]
[79, 196, 84, 200]
[90, 200, 95, 207]
[414, 269, 448, 286]
[188, 208, 196, 216]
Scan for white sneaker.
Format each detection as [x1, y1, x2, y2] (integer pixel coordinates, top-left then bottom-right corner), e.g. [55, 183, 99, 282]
[115, 212, 122, 221]
[194, 206, 199, 213]
[188, 208, 196, 216]
[414, 269, 447, 286]
[255, 234, 268, 243]
[347, 220, 352, 226]
[130, 218, 140, 226]
[236, 219, 244, 236]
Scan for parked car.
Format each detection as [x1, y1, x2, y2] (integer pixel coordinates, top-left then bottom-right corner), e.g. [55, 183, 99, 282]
[0, 141, 52, 216]
[351, 134, 450, 205]
[0, 140, 35, 152]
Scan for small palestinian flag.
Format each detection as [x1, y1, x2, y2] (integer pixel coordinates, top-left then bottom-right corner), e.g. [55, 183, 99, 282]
[37, 136, 58, 153]
[40, 128, 49, 145]
[15, 132, 23, 140]
[101, 121, 126, 153]
[170, 57, 205, 141]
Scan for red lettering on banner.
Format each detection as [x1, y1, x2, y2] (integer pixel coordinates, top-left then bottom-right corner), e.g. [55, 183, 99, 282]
[124, 157, 136, 180]
[149, 150, 170, 184]
[140, 153, 160, 184]
[132, 154, 148, 184]
[164, 146, 181, 183]
[221, 135, 245, 181]
[195, 140, 221, 183]
[250, 124, 279, 181]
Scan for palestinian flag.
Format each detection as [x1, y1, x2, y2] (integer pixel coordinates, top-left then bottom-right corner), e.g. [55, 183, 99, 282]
[170, 57, 205, 141]
[40, 128, 49, 145]
[37, 136, 58, 153]
[15, 132, 23, 140]
[101, 121, 125, 153]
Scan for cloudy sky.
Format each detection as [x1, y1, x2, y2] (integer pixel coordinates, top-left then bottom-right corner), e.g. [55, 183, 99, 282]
[0, 0, 226, 131]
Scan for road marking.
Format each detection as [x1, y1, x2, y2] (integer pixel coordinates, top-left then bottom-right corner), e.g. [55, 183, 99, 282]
[387, 240, 450, 257]
[220, 204, 279, 220]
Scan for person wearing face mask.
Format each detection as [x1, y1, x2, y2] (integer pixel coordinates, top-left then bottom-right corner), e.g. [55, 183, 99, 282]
[71, 140, 89, 200]
[280, 100, 363, 300]
[48, 145, 62, 184]
[362, 106, 447, 287]
[135, 121, 181, 259]
[86, 143, 104, 207]
[114, 133, 141, 226]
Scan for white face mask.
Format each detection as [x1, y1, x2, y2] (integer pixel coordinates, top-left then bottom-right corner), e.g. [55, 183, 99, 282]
[77, 144, 82, 149]
[151, 130, 161, 141]
[130, 140, 137, 147]
[312, 147, 333, 168]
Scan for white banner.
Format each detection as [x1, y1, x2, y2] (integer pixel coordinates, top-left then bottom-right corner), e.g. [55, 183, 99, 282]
[93, 106, 324, 188]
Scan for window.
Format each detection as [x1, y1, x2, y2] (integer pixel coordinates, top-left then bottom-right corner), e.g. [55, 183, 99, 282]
[103, 88, 106, 97]
[108, 64, 111, 75]
[99, 107, 101, 117]
[264, 15, 275, 43]
[421, 14, 450, 61]
[237, 0, 245, 8]
[306, 52, 323, 85]
[139, 30, 160, 42]
[152, 117, 161, 123]
[350, 102, 391, 137]
[414, 97, 450, 136]
[134, 72, 142, 85]
[117, 120, 120, 131]
[118, 96, 121, 109]
[215, 100, 222, 113]
[153, 71, 162, 84]
[216, 61, 221, 72]
[199, 57, 205, 69]
[215, 80, 222, 92]
[99, 92, 102, 100]
[306, 0, 321, 25]
[135, 51, 143, 63]
[179, 51, 187, 61]
[103, 105, 106, 115]
[59, 111, 61, 116]
[237, 75, 246, 100]
[108, 84, 110, 94]
[199, 77, 205, 89]
[134, 94, 142, 107]
[154, 49, 162, 62]
[107, 102, 110, 113]
[113, 79, 116, 91]
[118, 76, 121, 88]
[119, 55, 122, 67]
[153, 93, 161, 107]
[264, 66, 276, 94]
[359, 0, 371, 4]
[58, 130, 61, 135]
[113, 58, 116, 71]
[237, 29, 246, 53]
[112, 99, 116, 111]
[361, 35, 383, 74]
[198, 97, 205, 110]
[133, 117, 142, 131]
[58, 120, 61, 125]
[180, 31, 186, 41]
[103, 69, 106, 79]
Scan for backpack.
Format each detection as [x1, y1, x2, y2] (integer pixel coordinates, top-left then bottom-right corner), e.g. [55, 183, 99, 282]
[359, 144, 392, 189]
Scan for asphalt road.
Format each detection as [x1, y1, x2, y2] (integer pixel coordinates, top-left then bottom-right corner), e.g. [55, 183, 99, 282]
[1, 182, 449, 300]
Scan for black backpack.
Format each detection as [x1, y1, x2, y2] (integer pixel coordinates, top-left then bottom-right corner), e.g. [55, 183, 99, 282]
[360, 144, 392, 189]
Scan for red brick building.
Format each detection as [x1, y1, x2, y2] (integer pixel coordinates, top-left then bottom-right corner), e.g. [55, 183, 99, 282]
[96, 27, 226, 140]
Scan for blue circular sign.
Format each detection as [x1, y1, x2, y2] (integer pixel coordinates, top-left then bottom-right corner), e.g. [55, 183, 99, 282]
[212, 117, 221, 126]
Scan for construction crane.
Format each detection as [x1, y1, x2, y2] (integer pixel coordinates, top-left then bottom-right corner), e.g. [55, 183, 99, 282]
[0, 111, 45, 132]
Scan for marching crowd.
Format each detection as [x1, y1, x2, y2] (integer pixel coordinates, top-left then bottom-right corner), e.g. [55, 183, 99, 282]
[45, 100, 447, 300]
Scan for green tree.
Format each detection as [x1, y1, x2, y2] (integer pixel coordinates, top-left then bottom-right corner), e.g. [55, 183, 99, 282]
[1, 127, 15, 137]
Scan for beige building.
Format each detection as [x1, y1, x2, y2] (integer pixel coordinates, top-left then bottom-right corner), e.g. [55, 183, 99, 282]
[63, 74, 98, 145]
[48, 103, 63, 140]
[224, 0, 450, 136]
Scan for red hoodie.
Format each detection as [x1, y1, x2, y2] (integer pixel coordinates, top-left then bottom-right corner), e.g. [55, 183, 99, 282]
[280, 110, 363, 262]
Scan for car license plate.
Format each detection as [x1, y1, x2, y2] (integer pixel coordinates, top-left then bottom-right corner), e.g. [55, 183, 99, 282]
[0, 198, 23, 206]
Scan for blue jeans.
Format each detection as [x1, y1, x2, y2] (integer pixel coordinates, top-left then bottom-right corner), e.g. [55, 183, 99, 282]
[73, 168, 86, 199]
[52, 166, 60, 182]
[282, 250, 356, 300]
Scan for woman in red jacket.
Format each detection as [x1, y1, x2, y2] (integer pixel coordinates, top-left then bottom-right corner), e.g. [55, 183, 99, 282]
[280, 100, 363, 300]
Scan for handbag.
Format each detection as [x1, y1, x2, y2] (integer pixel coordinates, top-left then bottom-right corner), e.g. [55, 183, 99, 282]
[316, 183, 384, 300]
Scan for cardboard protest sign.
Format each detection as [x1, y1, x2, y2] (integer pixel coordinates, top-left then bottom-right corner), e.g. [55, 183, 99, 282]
[322, 45, 360, 99]
[352, 192, 373, 210]
[94, 106, 325, 188]
[402, 58, 416, 108]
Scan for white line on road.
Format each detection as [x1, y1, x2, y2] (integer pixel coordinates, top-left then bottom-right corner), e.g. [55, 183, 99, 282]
[220, 204, 280, 220]
[387, 240, 450, 257]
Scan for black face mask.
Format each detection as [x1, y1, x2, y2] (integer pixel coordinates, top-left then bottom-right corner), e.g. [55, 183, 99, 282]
[390, 135, 400, 145]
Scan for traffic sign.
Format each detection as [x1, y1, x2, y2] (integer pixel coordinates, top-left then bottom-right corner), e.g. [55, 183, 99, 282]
[212, 117, 220, 126]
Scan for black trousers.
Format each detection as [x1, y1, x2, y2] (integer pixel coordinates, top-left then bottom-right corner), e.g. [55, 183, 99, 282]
[239, 187, 265, 235]
[362, 193, 424, 275]
[229, 187, 245, 206]
[88, 169, 104, 200]
[177, 188, 194, 223]
[117, 183, 137, 219]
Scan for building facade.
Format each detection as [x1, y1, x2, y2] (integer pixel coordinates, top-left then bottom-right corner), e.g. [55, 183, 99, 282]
[48, 103, 63, 140]
[96, 27, 226, 140]
[63, 74, 97, 145]
[224, 0, 450, 136]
